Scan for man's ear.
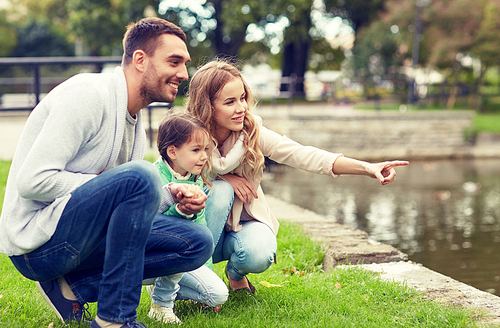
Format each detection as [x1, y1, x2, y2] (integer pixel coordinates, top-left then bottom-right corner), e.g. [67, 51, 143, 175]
[132, 49, 147, 73]
[167, 145, 177, 160]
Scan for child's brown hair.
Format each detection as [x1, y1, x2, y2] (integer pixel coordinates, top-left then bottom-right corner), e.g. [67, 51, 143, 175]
[157, 113, 213, 188]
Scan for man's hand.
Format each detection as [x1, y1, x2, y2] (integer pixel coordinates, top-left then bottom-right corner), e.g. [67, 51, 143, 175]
[169, 183, 207, 216]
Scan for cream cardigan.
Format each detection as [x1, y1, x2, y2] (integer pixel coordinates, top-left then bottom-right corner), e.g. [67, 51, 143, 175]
[212, 116, 342, 235]
[0, 67, 146, 256]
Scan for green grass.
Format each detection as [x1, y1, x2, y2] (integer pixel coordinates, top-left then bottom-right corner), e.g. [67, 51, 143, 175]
[352, 102, 500, 135]
[473, 113, 500, 134]
[0, 161, 486, 327]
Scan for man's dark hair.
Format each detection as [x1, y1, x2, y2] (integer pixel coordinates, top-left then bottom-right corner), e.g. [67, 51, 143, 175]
[122, 17, 186, 66]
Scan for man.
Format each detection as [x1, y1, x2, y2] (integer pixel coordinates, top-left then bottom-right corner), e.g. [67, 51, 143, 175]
[0, 18, 214, 328]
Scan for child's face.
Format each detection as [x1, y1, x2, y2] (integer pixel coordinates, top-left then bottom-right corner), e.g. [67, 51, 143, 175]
[170, 130, 210, 176]
[212, 77, 247, 143]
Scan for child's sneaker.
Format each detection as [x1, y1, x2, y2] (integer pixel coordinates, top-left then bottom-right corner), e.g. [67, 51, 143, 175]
[147, 303, 182, 325]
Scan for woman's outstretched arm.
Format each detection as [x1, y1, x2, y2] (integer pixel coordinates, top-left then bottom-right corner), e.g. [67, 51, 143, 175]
[332, 156, 409, 185]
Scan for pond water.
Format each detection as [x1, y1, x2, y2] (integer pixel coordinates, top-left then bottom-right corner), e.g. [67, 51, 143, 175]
[261, 159, 500, 296]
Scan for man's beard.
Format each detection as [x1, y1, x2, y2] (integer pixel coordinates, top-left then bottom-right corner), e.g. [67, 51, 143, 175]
[140, 80, 173, 104]
[140, 65, 175, 104]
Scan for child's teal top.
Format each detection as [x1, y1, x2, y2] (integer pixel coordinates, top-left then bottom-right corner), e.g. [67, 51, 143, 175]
[154, 157, 212, 270]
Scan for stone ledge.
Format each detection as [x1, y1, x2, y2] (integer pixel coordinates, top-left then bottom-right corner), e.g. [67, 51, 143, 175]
[266, 194, 408, 270]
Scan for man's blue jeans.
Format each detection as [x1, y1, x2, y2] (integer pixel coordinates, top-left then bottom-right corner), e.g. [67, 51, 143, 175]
[10, 161, 213, 323]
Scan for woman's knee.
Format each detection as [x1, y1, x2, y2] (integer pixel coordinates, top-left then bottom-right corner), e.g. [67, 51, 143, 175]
[225, 222, 277, 273]
[232, 241, 276, 274]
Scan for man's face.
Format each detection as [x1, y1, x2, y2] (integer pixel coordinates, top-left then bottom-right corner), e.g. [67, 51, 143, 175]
[140, 34, 190, 104]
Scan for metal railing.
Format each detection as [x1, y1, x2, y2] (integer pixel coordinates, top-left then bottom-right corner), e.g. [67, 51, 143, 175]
[0, 56, 122, 111]
[0, 56, 173, 148]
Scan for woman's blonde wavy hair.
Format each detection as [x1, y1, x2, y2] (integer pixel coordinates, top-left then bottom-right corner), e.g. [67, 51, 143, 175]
[186, 58, 265, 178]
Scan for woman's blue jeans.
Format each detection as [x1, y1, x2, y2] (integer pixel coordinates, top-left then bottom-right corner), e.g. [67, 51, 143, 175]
[10, 161, 213, 324]
[212, 219, 277, 282]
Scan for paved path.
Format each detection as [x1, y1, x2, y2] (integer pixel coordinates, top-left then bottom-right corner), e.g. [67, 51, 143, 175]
[0, 112, 29, 161]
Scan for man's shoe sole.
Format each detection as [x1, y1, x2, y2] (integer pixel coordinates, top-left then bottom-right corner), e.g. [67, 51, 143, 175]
[36, 281, 66, 323]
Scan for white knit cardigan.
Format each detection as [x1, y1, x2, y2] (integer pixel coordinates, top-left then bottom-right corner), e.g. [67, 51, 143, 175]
[0, 67, 147, 256]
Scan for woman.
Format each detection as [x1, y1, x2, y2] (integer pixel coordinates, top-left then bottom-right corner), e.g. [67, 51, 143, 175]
[186, 58, 409, 293]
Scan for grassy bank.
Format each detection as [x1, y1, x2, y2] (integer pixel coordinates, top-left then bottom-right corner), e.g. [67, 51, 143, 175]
[354, 101, 500, 135]
[474, 113, 500, 134]
[0, 161, 485, 327]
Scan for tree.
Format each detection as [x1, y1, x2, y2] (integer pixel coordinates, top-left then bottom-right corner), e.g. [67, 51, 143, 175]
[0, 10, 17, 57]
[159, 1, 273, 61]
[367, 0, 500, 109]
[6, 0, 70, 37]
[7, 0, 157, 57]
[279, 0, 386, 97]
[343, 20, 406, 99]
[12, 20, 73, 57]
[66, 0, 149, 56]
[323, 0, 386, 32]
[277, 1, 312, 97]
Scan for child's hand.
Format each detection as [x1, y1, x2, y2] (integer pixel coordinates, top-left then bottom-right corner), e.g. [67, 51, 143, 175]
[170, 183, 207, 215]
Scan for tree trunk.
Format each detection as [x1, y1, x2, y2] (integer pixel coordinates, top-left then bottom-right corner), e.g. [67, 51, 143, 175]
[280, 38, 310, 97]
[212, 0, 246, 57]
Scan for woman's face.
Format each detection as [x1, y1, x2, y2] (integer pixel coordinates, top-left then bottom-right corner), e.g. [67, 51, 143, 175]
[212, 77, 247, 143]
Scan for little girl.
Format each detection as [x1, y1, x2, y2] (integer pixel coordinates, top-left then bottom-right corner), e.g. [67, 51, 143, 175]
[147, 113, 228, 324]
[186, 58, 409, 294]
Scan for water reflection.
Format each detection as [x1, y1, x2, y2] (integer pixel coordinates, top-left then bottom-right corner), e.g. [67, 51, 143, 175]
[261, 159, 500, 296]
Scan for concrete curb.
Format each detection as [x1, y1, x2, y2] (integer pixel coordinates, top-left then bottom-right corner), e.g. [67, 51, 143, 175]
[266, 194, 500, 327]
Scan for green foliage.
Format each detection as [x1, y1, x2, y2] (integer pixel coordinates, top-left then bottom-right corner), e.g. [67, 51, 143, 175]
[12, 20, 73, 57]
[4, 0, 156, 57]
[344, 20, 407, 97]
[66, 0, 127, 56]
[474, 113, 500, 133]
[0, 161, 9, 211]
[375, 0, 500, 71]
[323, 0, 385, 32]
[0, 11, 17, 57]
[473, 1, 500, 68]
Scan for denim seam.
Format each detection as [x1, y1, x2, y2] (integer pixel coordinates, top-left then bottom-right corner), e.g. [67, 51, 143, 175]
[23, 242, 80, 281]
[143, 232, 195, 265]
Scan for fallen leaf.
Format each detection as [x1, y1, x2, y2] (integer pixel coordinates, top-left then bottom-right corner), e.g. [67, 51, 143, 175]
[47, 322, 54, 328]
[335, 282, 343, 289]
[260, 281, 284, 288]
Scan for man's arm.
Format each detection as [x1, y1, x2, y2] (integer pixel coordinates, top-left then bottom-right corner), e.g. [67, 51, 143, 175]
[16, 83, 103, 202]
